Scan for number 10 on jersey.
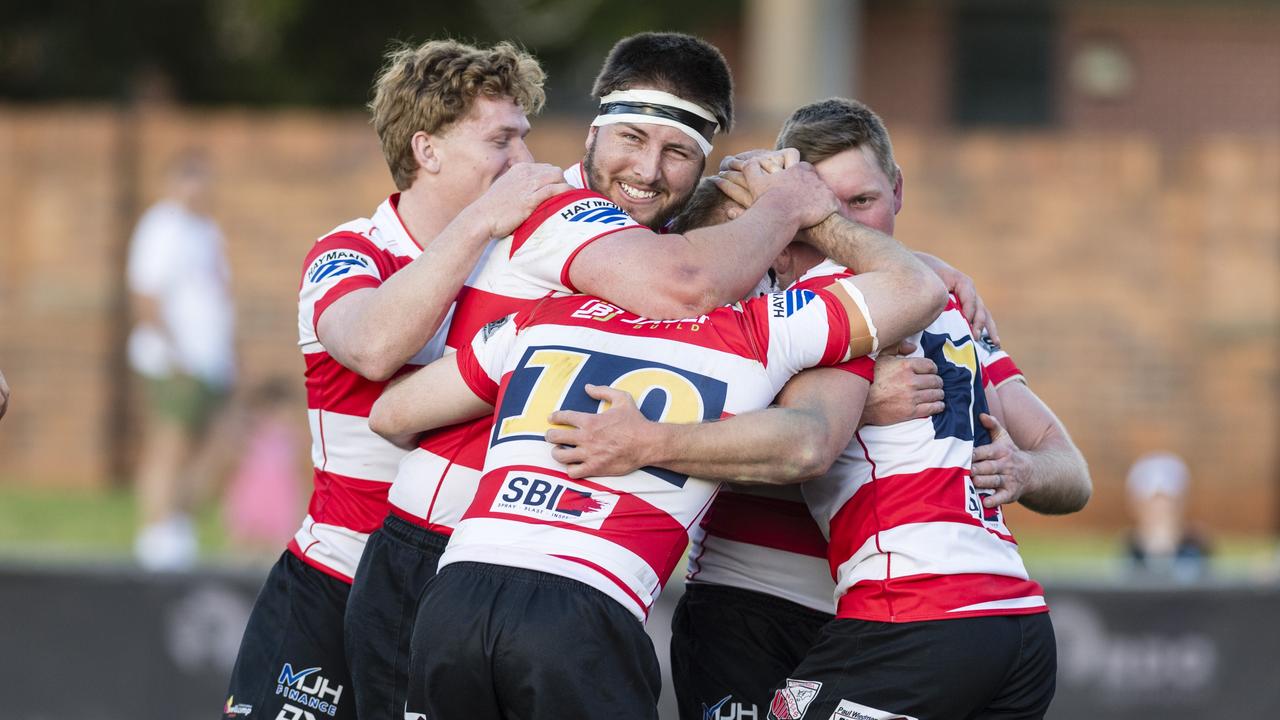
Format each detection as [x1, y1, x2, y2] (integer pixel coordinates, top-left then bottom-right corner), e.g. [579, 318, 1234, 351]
[492, 345, 729, 446]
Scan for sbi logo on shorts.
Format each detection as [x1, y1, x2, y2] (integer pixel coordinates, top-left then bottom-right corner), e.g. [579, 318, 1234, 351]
[491, 470, 618, 529]
[274, 664, 342, 717]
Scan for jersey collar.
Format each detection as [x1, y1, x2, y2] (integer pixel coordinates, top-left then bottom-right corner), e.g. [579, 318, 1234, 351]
[565, 162, 588, 190]
[792, 258, 850, 288]
[376, 193, 424, 257]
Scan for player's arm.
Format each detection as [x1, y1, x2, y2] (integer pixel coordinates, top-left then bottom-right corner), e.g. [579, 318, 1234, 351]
[367, 356, 493, 449]
[550, 368, 867, 483]
[972, 381, 1092, 514]
[319, 164, 570, 380]
[548, 279, 885, 483]
[567, 160, 838, 320]
[804, 215, 947, 349]
[721, 150, 994, 342]
[713, 159, 946, 347]
[858, 341, 946, 427]
[913, 252, 999, 344]
[548, 341, 944, 483]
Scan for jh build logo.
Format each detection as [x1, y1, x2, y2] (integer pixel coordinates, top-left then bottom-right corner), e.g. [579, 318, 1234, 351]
[274, 664, 343, 718]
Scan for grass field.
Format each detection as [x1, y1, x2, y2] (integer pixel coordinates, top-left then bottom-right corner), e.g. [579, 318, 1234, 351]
[0, 483, 274, 565]
[1, 484, 1276, 581]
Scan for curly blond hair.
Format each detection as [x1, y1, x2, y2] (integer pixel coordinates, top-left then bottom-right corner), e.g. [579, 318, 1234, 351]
[370, 40, 546, 190]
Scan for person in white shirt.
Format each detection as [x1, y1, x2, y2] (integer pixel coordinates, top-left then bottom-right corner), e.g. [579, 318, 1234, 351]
[126, 150, 236, 570]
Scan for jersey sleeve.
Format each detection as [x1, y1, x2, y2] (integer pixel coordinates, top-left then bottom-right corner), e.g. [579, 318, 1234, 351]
[297, 232, 394, 339]
[505, 189, 644, 294]
[750, 277, 879, 392]
[788, 270, 875, 381]
[455, 313, 519, 405]
[974, 334, 1026, 388]
[830, 355, 876, 382]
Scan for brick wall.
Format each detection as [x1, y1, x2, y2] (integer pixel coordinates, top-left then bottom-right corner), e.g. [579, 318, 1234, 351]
[0, 106, 1275, 534]
[858, 1, 1280, 137]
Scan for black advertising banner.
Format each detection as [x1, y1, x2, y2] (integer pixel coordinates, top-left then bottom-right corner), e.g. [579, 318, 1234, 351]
[1047, 582, 1280, 719]
[0, 564, 1276, 719]
[0, 562, 263, 720]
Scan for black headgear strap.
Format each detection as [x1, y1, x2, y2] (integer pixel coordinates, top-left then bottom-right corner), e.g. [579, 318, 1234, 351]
[597, 101, 718, 143]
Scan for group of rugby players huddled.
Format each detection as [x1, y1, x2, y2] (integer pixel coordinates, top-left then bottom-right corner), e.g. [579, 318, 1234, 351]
[225, 32, 1091, 720]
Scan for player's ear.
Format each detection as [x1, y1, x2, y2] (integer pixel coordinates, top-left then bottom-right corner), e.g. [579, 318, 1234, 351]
[772, 245, 795, 280]
[412, 131, 442, 176]
[584, 126, 598, 154]
[892, 165, 904, 215]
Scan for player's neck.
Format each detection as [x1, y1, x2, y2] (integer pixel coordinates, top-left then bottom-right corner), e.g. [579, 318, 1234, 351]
[395, 182, 463, 248]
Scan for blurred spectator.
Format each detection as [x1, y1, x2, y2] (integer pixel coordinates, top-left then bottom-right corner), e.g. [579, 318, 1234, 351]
[127, 150, 236, 570]
[1125, 451, 1211, 582]
[222, 378, 304, 556]
[0, 368, 8, 420]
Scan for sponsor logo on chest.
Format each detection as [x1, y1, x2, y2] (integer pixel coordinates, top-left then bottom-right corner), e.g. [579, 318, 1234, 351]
[491, 470, 618, 529]
[560, 199, 630, 225]
[570, 298, 708, 329]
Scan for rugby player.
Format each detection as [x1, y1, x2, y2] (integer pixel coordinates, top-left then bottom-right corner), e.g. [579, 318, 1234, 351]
[223, 40, 571, 720]
[368, 156, 946, 716]
[345, 31, 959, 720]
[553, 98, 1090, 720]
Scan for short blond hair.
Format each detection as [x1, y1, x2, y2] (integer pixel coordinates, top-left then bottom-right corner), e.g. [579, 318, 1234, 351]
[369, 40, 546, 190]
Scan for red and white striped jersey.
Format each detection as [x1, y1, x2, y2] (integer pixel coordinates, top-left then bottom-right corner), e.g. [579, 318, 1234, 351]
[803, 295, 1045, 622]
[685, 261, 874, 613]
[686, 262, 1028, 614]
[441, 280, 876, 621]
[386, 163, 652, 532]
[294, 194, 461, 581]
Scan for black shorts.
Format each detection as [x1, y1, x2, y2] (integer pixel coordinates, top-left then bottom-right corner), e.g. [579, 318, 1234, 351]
[344, 515, 448, 720]
[225, 550, 353, 720]
[405, 561, 662, 720]
[767, 613, 1057, 720]
[671, 583, 832, 720]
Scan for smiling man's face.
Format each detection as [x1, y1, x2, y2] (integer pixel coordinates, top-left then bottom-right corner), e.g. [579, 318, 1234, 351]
[583, 120, 705, 230]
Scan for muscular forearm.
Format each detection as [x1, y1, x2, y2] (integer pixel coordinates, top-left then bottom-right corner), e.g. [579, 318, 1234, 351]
[645, 367, 865, 483]
[320, 212, 490, 380]
[806, 215, 946, 348]
[643, 407, 834, 484]
[677, 191, 805, 309]
[549, 369, 865, 482]
[369, 356, 492, 443]
[996, 381, 1092, 514]
[1018, 436, 1092, 514]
